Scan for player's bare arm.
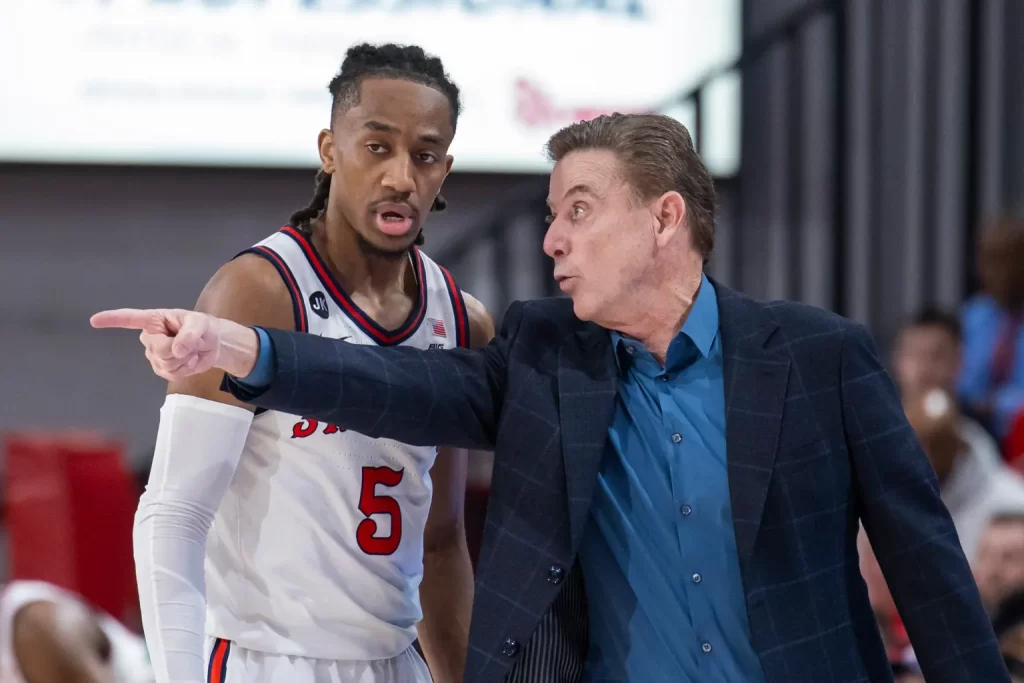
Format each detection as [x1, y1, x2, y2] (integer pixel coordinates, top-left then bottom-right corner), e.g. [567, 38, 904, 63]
[13, 599, 114, 683]
[133, 254, 295, 683]
[418, 293, 495, 683]
[167, 254, 296, 404]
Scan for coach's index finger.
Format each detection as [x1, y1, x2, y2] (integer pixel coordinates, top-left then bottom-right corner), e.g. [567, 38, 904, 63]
[90, 308, 160, 331]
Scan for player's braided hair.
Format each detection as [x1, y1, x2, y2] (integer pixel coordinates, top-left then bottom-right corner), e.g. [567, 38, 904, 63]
[289, 43, 461, 246]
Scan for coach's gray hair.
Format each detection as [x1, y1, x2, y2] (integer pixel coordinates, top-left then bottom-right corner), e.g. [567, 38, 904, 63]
[545, 113, 716, 262]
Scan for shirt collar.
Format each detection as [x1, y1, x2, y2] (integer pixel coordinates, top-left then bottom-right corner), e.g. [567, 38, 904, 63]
[611, 273, 719, 372]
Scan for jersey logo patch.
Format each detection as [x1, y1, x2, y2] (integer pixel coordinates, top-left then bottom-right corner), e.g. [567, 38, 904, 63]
[309, 291, 330, 319]
[428, 317, 447, 338]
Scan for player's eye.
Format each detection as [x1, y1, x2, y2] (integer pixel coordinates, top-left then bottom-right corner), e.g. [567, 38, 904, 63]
[418, 152, 438, 163]
[366, 143, 387, 154]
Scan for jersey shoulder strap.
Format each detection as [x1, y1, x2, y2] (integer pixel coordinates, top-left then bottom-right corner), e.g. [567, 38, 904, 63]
[417, 249, 472, 349]
[232, 226, 328, 333]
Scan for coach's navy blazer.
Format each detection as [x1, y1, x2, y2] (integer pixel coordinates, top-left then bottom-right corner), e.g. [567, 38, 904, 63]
[228, 283, 1007, 683]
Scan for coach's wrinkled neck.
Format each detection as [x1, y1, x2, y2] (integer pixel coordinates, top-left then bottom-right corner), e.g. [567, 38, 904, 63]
[605, 259, 704, 366]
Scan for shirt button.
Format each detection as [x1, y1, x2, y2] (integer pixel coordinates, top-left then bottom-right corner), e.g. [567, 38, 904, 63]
[671, 433, 682, 444]
[692, 573, 702, 584]
[501, 637, 519, 657]
[625, 345, 635, 355]
[660, 375, 669, 381]
[702, 642, 712, 654]
[547, 565, 564, 585]
[680, 504, 692, 516]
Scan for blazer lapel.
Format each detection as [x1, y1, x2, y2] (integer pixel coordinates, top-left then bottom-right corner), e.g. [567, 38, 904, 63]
[558, 322, 618, 552]
[716, 283, 791, 565]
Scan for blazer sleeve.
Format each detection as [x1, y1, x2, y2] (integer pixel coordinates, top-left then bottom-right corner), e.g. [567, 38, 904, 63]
[840, 322, 1009, 683]
[224, 300, 526, 451]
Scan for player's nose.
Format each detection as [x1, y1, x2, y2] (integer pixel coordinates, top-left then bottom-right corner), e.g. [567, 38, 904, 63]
[381, 156, 416, 195]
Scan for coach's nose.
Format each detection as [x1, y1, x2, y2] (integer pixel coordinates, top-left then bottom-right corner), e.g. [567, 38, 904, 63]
[382, 155, 416, 195]
[543, 218, 568, 259]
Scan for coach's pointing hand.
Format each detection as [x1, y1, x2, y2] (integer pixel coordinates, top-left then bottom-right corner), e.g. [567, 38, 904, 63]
[90, 308, 260, 381]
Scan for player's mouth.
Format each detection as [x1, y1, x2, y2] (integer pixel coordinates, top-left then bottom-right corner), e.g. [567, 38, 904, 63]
[373, 203, 417, 237]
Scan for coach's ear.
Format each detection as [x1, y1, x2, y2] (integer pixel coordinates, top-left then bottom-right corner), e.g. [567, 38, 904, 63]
[652, 190, 685, 248]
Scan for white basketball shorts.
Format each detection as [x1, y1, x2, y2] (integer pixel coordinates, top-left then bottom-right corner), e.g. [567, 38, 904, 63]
[203, 637, 432, 683]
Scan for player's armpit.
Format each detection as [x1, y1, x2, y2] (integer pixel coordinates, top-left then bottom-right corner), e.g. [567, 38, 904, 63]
[168, 253, 298, 408]
[13, 600, 113, 683]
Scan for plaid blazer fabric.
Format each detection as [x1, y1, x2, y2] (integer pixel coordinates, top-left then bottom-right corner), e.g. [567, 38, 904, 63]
[229, 282, 1007, 683]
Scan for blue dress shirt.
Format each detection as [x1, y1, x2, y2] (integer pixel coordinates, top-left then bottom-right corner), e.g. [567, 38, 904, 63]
[240, 326, 275, 388]
[577, 275, 765, 683]
[958, 295, 1024, 437]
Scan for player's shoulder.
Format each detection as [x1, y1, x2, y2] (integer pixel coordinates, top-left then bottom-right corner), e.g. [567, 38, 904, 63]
[196, 249, 295, 330]
[460, 291, 495, 349]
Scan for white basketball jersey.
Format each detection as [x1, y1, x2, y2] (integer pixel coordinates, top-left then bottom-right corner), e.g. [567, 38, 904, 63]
[204, 226, 472, 661]
[0, 581, 153, 683]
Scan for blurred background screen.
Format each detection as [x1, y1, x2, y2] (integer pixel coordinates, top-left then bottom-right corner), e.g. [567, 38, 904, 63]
[0, 0, 741, 175]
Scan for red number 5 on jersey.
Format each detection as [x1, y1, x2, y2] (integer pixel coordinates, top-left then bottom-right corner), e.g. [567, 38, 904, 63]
[356, 466, 404, 555]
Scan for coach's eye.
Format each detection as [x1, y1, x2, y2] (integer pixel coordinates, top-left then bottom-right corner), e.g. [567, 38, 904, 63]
[572, 205, 586, 218]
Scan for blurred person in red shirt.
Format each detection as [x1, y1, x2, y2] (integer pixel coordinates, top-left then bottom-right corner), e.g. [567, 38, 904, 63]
[1008, 412, 1024, 472]
[959, 219, 1024, 443]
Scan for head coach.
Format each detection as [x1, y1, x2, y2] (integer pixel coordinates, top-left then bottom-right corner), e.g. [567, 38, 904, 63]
[94, 113, 1007, 683]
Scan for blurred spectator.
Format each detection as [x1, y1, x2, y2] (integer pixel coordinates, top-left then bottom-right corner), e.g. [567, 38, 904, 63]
[892, 308, 1019, 501]
[993, 590, 1024, 681]
[975, 514, 1024, 612]
[893, 307, 963, 397]
[959, 219, 1024, 442]
[903, 388, 1024, 562]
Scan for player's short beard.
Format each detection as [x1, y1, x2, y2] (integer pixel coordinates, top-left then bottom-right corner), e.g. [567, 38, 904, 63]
[354, 230, 416, 261]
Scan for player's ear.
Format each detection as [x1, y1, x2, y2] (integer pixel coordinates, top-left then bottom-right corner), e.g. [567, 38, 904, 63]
[318, 129, 336, 174]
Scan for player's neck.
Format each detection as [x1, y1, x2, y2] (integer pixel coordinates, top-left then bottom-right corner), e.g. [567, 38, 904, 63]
[311, 220, 413, 298]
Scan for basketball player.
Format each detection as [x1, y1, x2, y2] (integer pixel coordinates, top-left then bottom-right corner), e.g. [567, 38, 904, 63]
[0, 580, 153, 683]
[131, 44, 493, 683]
